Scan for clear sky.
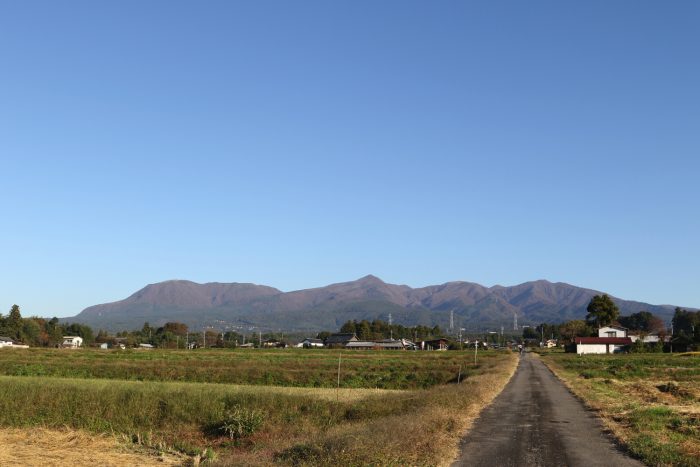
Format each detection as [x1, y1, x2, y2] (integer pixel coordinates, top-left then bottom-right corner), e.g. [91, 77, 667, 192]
[1, 1, 698, 318]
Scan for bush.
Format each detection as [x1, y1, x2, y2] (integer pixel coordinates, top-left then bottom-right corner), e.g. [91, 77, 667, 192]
[216, 405, 265, 439]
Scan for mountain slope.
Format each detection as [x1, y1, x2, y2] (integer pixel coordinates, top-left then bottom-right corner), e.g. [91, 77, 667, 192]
[64, 276, 688, 332]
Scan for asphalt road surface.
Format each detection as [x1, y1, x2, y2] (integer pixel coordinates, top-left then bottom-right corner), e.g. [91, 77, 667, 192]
[452, 352, 644, 467]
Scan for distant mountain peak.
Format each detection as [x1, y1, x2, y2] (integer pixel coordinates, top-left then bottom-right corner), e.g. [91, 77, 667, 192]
[357, 274, 385, 284]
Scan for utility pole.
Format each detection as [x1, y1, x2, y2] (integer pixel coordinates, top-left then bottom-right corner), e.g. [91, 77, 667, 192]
[203, 328, 206, 349]
[513, 313, 518, 331]
[450, 310, 454, 335]
[541, 325, 544, 347]
[388, 313, 393, 340]
[336, 353, 342, 401]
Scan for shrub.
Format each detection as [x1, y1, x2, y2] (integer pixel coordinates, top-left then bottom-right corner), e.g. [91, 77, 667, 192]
[216, 405, 265, 439]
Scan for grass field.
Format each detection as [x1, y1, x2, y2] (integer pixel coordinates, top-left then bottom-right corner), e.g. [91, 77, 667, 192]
[540, 352, 700, 467]
[0, 347, 484, 389]
[0, 348, 517, 465]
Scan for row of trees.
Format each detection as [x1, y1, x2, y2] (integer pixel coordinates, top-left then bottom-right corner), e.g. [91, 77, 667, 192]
[5, 297, 698, 350]
[0, 305, 94, 347]
[337, 319, 442, 341]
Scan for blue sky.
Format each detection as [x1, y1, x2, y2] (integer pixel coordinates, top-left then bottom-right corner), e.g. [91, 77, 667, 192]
[1, 1, 698, 317]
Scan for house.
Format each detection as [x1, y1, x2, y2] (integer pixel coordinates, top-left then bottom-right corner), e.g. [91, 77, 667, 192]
[139, 343, 154, 349]
[420, 338, 449, 351]
[545, 339, 558, 348]
[301, 338, 324, 348]
[0, 336, 15, 348]
[0, 337, 29, 349]
[262, 339, 287, 348]
[629, 333, 666, 344]
[574, 337, 632, 355]
[597, 326, 628, 338]
[345, 341, 378, 350]
[325, 333, 359, 348]
[62, 336, 83, 348]
[377, 338, 416, 350]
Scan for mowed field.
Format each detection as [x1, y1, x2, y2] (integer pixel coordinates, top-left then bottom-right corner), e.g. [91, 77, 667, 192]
[0, 348, 517, 466]
[540, 352, 700, 467]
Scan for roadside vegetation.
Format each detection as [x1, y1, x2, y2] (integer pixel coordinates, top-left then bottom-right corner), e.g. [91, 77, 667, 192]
[0, 348, 517, 465]
[541, 353, 700, 466]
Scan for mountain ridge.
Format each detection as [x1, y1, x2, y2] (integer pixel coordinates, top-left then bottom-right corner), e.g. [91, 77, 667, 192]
[64, 276, 690, 332]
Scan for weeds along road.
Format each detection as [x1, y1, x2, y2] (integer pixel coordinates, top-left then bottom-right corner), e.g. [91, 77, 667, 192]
[452, 352, 643, 467]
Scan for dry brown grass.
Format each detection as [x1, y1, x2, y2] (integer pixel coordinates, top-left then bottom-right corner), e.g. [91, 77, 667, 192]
[0, 427, 185, 466]
[540, 354, 700, 466]
[265, 352, 520, 467]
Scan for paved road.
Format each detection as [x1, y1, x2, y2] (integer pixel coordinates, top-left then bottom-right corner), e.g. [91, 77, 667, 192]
[452, 352, 643, 467]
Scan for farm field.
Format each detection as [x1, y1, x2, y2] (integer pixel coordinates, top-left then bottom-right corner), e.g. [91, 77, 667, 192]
[0, 348, 517, 465]
[540, 352, 700, 466]
[0, 347, 490, 389]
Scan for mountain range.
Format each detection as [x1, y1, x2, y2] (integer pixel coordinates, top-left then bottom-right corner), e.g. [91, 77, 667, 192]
[63, 275, 688, 333]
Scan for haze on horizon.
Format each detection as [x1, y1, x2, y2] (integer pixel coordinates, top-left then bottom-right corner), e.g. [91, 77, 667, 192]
[1, 1, 698, 318]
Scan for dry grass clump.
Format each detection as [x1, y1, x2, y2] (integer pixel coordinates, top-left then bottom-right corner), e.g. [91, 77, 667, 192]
[0, 427, 183, 466]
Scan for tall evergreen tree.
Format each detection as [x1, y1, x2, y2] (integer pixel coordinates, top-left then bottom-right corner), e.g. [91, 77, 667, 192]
[585, 294, 620, 328]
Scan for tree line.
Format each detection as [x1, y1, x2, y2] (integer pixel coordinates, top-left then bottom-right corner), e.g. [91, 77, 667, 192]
[336, 319, 442, 341]
[4, 297, 698, 351]
[522, 294, 700, 352]
[0, 305, 94, 347]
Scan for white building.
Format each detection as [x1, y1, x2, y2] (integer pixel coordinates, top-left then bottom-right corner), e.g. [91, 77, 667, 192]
[575, 336, 632, 355]
[301, 338, 325, 348]
[0, 336, 15, 348]
[62, 336, 83, 348]
[597, 326, 628, 338]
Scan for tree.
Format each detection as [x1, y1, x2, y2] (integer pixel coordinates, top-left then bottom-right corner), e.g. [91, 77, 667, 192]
[163, 322, 188, 336]
[672, 308, 699, 349]
[558, 320, 589, 341]
[357, 320, 372, 340]
[585, 294, 619, 328]
[619, 311, 664, 333]
[339, 321, 357, 335]
[6, 304, 22, 339]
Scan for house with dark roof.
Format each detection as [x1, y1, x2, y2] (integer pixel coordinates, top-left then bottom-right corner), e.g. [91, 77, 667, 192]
[0, 336, 15, 348]
[300, 338, 324, 348]
[324, 333, 358, 348]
